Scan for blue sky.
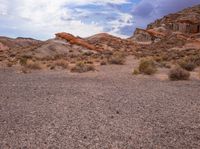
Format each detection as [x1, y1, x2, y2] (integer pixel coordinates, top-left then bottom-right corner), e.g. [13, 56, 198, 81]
[0, 0, 199, 40]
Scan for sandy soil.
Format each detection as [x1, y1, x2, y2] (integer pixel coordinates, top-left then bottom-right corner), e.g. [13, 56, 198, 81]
[0, 57, 200, 149]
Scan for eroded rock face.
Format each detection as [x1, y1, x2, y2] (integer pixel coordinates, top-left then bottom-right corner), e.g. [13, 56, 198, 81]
[131, 4, 200, 43]
[55, 32, 96, 51]
[147, 5, 200, 34]
[130, 28, 165, 43]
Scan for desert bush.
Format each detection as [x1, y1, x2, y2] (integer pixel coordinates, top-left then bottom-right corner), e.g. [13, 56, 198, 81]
[188, 54, 200, 66]
[108, 52, 125, 65]
[138, 58, 157, 75]
[55, 59, 68, 69]
[25, 60, 42, 70]
[6, 61, 13, 67]
[19, 57, 28, 66]
[100, 60, 107, 65]
[21, 67, 30, 74]
[178, 59, 196, 71]
[71, 62, 95, 73]
[168, 67, 190, 81]
[133, 68, 140, 75]
[153, 56, 164, 63]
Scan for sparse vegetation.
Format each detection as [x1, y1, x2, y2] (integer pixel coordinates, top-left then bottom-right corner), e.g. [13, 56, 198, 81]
[108, 52, 125, 65]
[25, 60, 42, 70]
[6, 61, 13, 67]
[71, 61, 95, 73]
[178, 59, 196, 71]
[54, 59, 68, 69]
[133, 68, 140, 75]
[100, 60, 107, 65]
[169, 67, 190, 81]
[19, 57, 28, 66]
[138, 58, 157, 75]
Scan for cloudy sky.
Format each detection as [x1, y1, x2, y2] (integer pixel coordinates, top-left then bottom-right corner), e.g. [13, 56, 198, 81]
[0, 0, 199, 40]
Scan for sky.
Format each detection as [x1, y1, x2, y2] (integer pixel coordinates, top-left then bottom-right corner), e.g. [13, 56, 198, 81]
[0, 0, 199, 40]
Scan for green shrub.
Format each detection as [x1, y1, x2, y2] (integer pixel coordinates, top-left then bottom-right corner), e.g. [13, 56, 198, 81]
[138, 58, 157, 75]
[169, 67, 190, 81]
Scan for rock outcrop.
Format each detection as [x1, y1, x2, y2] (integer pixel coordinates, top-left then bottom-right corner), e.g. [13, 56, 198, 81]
[131, 4, 200, 43]
[130, 28, 166, 43]
[55, 32, 96, 51]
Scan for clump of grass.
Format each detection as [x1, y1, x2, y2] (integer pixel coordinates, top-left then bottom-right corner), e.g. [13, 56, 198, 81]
[138, 58, 157, 75]
[71, 61, 95, 73]
[178, 59, 196, 71]
[108, 52, 125, 65]
[54, 59, 68, 69]
[168, 67, 190, 81]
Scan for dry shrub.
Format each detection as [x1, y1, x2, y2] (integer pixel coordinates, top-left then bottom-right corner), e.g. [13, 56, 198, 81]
[25, 60, 42, 70]
[19, 57, 28, 66]
[71, 62, 95, 73]
[108, 52, 125, 65]
[133, 68, 140, 75]
[188, 54, 200, 66]
[169, 67, 190, 81]
[21, 67, 30, 74]
[139, 58, 157, 75]
[178, 59, 196, 71]
[100, 60, 107, 65]
[6, 61, 13, 67]
[54, 59, 68, 69]
[199, 71, 200, 79]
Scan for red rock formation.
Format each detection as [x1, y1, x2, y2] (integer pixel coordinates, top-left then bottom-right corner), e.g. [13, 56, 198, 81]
[147, 5, 200, 34]
[55, 32, 96, 51]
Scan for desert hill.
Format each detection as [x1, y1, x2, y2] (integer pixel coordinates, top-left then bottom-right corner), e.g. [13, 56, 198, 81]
[0, 4, 200, 73]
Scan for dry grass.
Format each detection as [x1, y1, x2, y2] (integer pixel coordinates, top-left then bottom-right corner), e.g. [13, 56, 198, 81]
[25, 60, 43, 70]
[169, 67, 190, 81]
[108, 52, 125, 65]
[54, 59, 68, 69]
[138, 58, 157, 75]
[71, 62, 95, 73]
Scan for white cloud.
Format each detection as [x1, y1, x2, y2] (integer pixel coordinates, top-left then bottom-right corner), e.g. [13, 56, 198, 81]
[0, 0, 131, 39]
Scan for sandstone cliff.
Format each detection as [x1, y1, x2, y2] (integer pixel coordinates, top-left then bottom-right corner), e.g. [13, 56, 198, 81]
[131, 4, 200, 43]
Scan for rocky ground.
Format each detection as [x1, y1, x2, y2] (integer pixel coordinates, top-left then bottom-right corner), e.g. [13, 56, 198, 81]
[0, 57, 200, 149]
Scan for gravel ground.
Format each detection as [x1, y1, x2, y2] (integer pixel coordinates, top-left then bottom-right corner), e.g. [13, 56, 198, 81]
[0, 59, 200, 149]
